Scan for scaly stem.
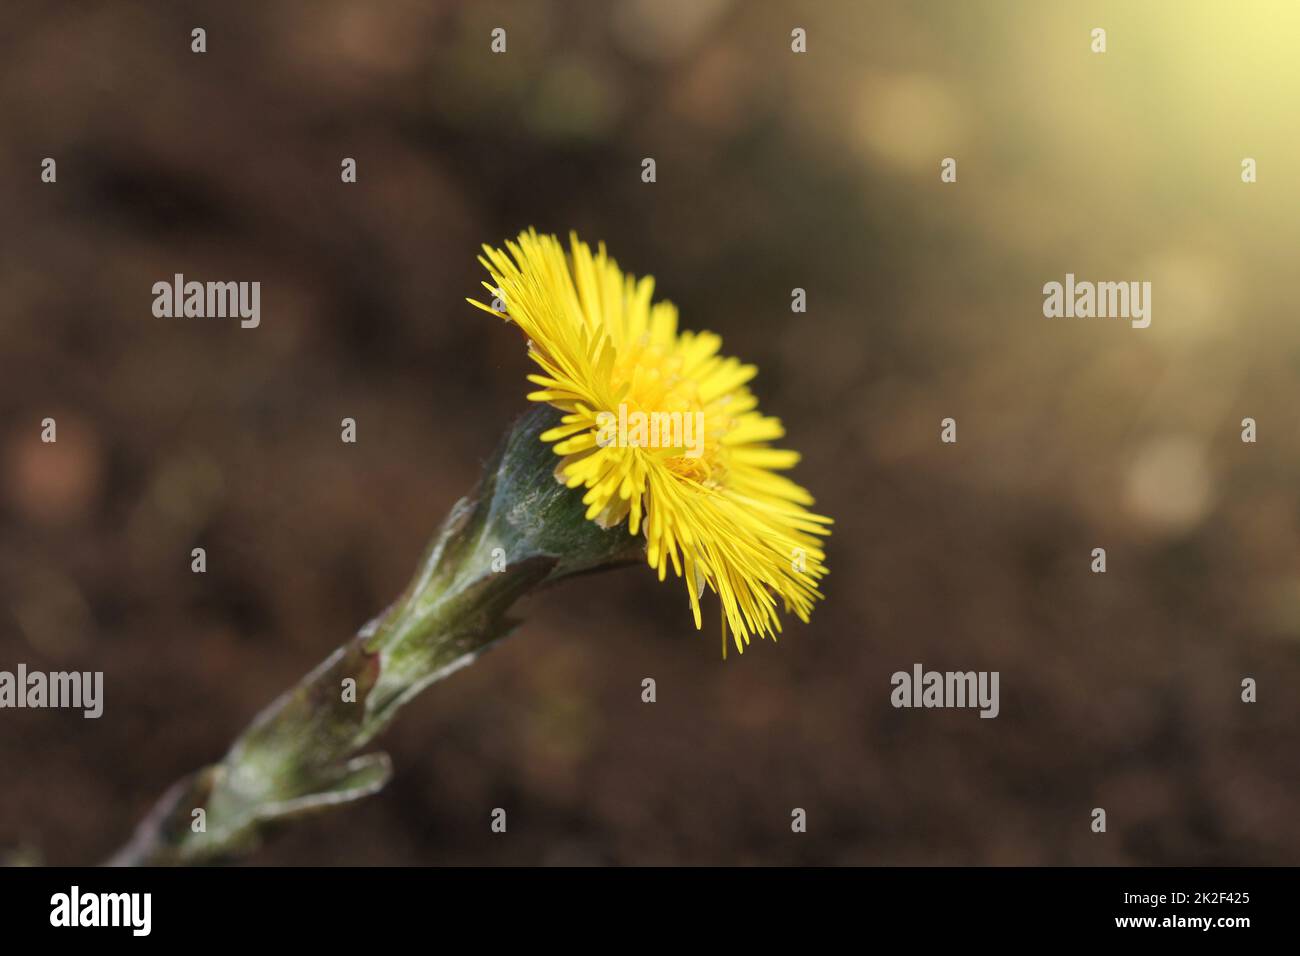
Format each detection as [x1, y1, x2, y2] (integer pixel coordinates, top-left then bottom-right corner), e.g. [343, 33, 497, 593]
[107, 407, 639, 866]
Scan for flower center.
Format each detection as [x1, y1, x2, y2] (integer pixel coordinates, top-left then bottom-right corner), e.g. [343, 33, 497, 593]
[609, 339, 731, 486]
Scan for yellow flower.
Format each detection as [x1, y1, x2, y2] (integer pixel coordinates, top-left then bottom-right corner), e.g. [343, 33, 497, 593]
[469, 230, 830, 654]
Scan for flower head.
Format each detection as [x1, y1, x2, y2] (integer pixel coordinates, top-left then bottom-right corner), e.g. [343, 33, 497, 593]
[470, 230, 830, 654]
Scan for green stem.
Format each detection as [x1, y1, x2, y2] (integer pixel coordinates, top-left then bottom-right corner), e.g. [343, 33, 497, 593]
[107, 407, 639, 866]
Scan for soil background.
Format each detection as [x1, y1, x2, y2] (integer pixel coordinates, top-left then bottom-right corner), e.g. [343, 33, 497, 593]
[2, 0, 1298, 865]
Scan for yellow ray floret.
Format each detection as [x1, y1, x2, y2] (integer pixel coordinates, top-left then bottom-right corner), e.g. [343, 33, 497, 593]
[469, 229, 831, 654]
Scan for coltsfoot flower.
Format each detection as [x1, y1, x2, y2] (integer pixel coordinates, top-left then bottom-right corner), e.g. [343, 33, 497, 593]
[470, 230, 831, 654]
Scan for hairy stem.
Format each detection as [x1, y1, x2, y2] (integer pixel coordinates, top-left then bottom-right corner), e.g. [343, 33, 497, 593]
[107, 407, 639, 866]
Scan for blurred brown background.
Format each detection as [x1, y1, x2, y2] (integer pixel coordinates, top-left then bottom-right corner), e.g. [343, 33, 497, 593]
[2, 0, 1299, 865]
